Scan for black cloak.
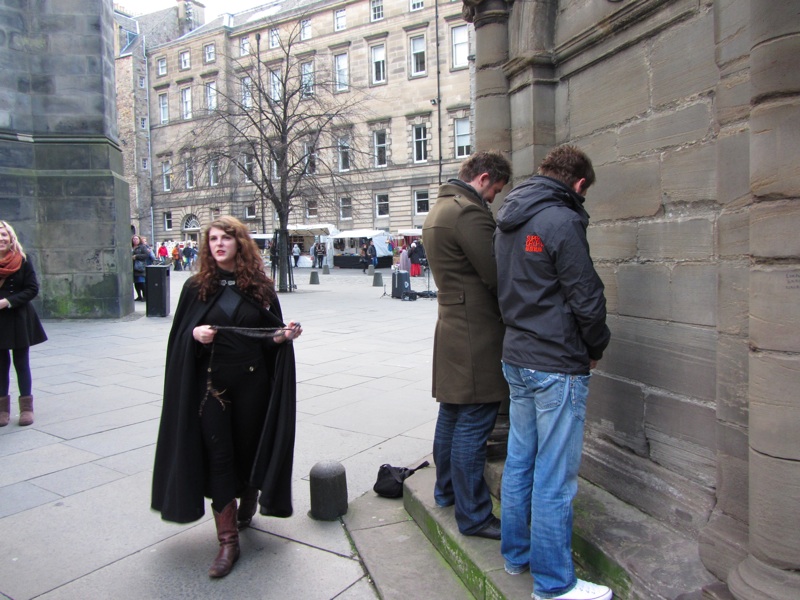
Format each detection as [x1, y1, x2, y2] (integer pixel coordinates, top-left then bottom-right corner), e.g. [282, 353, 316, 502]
[151, 278, 296, 523]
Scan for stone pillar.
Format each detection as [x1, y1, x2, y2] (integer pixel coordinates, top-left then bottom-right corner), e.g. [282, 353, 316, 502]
[728, 2, 800, 598]
[697, 0, 752, 582]
[0, 0, 132, 318]
[464, 0, 511, 154]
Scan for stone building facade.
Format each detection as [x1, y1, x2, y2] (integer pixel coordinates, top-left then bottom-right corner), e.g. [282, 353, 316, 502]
[142, 0, 473, 244]
[467, 0, 799, 598]
[0, 0, 131, 318]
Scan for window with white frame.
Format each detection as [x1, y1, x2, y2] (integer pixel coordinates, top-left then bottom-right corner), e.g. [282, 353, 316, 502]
[371, 0, 384, 21]
[206, 81, 217, 111]
[142, 158, 148, 170]
[306, 199, 318, 218]
[334, 53, 348, 91]
[157, 57, 167, 76]
[410, 0, 424, 11]
[240, 37, 250, 56]
[452, 25, 469, 69]
[241, 76, 253, 108]
[180, 87, 192, 119]
[339, 197, 352, 219]
[158, 93, 169, 124]
[454, 117, 471, 158]
[371, 44, 386, 84]
[179, 50, 190, 70]
[162, 161, 172, 192]
[303, 141, 317, 174]
[413, 124, 428, 162]
[414, 189, 429, 214]
[245, 204, 257, 219]
[410, 35, 426, 76]
[185, 161, 194, 189]
[209, 158, 219, 186]
[269, 69, 282, 102]
[164, 211, 173, 230]
[300, 19, 311, 40]
[301, 61, 314, 97]
[140, 117, 147, 129]
[374, 130, 387, 167]
[334, 9, 346, 31]
[269, 27, 280, 48]
[241, 153, 254, 181]
[338, 137, 351, 172]
[204, 43, 216, 63]
[138, 75, 146, 88]
[376, 193, 389, 217]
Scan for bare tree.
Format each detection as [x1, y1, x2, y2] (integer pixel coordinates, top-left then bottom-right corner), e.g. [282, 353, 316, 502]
[183, 19, 370, 292]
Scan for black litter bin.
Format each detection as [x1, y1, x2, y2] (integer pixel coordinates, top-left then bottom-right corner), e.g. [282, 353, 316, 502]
[146, 265, 170, 317]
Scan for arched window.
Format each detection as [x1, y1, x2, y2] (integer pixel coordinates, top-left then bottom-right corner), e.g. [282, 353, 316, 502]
[183, 214, 201, 231]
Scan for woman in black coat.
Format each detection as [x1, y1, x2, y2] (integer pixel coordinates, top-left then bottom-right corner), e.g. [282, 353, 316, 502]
[132, 235, 149, 301]
[0, 221, 47, 427]
[151, 216, 302, 578]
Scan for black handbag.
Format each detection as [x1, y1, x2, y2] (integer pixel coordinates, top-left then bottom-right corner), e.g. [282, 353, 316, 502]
[373, 460, 429, 498]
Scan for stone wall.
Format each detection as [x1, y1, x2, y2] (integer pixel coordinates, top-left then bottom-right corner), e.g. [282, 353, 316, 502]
[0, 0, 132, 318]
[480, 0, 800, 597]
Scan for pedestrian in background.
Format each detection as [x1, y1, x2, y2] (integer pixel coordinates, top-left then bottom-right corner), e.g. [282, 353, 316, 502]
[158, 242, 169, 264]
[314, 241, 326, 269]
[132, 235, 149, 302]
[292, 243, 301, 268]
[494, 145, 612, 600]
[0, 221, 47, 427]
[422, 151, 512, 540]
[152, 216, 302, 578]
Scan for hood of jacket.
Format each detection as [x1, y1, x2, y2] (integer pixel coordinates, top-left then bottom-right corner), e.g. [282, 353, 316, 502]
[496, 175, 589, 232]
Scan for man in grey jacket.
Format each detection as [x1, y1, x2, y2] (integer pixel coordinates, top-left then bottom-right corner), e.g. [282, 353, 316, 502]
[494, 145, 612, 600]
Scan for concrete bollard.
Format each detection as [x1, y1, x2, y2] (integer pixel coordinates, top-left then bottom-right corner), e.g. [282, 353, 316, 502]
[372, 272, 383, 287]
[368, 264, 375, 276]
[309, 271, 320, 285]
[309, 460, 348, 520]
[322, 264, 330, 275]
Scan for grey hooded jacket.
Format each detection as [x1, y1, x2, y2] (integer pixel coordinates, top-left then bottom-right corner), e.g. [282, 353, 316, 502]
[494, 175, 610, 374]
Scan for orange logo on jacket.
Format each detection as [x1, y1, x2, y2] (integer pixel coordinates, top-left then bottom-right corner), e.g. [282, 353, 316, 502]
[525, 235, 544, 253]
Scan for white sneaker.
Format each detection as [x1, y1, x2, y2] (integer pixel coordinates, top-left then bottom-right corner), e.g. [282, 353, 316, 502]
[533, 578, 612, 600]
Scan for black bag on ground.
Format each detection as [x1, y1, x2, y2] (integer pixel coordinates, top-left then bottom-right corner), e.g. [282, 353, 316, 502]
[373, 460, 430, 498]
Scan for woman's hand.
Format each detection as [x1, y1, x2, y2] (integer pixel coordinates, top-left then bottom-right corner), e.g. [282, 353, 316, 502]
[0, 299, 9, 310]
[193, 325, 217, 344]
[274, 321, 302, 343]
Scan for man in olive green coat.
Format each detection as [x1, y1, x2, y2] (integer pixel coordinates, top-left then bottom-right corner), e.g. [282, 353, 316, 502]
[422, 152, 511, 539]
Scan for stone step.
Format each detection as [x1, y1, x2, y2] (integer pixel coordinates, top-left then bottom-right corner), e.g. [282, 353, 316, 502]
[344, 488, 477, 600]
[402, 458, 716, 600]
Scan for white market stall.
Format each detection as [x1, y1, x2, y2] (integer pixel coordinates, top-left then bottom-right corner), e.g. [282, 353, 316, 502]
[330, 229, 393, 269]
[287, 223, 337, 268]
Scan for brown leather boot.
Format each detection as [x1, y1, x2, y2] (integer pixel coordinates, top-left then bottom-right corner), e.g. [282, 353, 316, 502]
[0, 396, 9, 427]
[237, 486, 259, 529]
[208, 500, 240, 578]
[18, 395, 34, 426]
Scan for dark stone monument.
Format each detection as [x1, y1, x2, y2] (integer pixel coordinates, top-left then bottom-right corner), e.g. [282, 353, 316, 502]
[0, 0, 132, 318]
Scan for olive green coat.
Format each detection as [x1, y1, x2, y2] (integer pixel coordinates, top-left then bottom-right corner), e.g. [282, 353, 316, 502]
[422, 181, 508, 405]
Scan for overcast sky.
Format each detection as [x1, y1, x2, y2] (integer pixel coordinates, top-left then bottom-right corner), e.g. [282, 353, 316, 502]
[125, 0, 265, 21]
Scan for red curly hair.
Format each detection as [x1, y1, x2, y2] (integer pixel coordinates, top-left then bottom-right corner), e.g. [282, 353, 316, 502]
[193, 215, 276, 307]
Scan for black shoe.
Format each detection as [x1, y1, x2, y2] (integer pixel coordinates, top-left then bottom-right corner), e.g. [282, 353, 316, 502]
[469, 516, 501, 540]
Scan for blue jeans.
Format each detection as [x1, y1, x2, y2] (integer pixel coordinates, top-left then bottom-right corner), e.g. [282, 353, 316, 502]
[433, 401, 500, 534]
[500, 363, 590, 599]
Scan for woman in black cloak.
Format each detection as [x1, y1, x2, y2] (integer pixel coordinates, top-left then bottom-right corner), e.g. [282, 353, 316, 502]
[151, 216, 302, 578]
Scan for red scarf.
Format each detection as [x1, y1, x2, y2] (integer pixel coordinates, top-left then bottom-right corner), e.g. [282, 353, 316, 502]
[0, 251, 23, 288]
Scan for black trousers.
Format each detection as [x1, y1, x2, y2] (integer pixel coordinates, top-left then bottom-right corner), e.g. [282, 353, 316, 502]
[200, 353, 271, 511]
[0, 348, 32, 397]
